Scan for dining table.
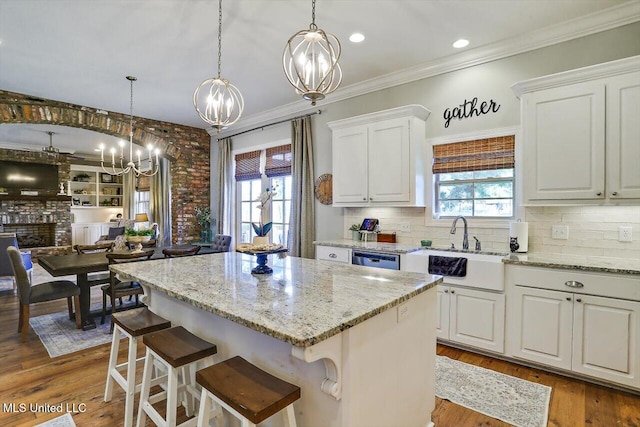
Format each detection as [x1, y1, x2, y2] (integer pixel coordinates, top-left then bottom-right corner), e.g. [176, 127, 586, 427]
[38, 249, 155, 330]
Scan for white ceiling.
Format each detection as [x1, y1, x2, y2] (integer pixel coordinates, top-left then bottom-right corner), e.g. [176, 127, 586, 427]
[0, 0, 636, 158]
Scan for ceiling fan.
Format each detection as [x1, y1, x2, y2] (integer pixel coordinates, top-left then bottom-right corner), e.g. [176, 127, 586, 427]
[42, 131, 85, 160]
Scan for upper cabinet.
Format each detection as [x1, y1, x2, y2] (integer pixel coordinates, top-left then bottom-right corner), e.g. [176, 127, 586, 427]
[328, 105, 430, 207]
[68, 165, 124, 208]
[512, 56, 640, 204]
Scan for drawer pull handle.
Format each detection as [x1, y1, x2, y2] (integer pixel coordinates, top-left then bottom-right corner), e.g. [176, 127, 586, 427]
[444, 289, 449, 293]
[564, 280, 584, 288]
[450, 290, 455, 294]
[566, 297, 571, 301]
[329, 253, 337, 258]
[576, 298, 582, 303]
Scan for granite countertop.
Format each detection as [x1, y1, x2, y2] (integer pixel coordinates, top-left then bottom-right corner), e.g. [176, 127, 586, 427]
[111, 252, 442, 347]
[315, 240, 638, 275]
[503, 253, 640, 275]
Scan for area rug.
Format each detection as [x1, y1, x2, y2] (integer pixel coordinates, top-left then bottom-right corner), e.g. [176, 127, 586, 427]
[29, 310, 114, 358]
[436, 355, 551, 427]
[34, 413, 76, 427]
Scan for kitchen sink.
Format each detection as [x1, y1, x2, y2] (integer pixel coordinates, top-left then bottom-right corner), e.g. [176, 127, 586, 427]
[403, 249, 505, 291]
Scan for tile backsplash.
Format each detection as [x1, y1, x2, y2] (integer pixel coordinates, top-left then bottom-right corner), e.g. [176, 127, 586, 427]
[344, 205, 640, 259]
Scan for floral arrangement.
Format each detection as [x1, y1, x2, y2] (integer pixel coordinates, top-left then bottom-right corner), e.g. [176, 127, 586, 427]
[124, 227, 155, 237]
[252, 185, 277, 237]
[195, 206, 212, 229]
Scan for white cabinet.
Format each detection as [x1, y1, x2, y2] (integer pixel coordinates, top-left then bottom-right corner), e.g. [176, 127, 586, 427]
[438, 285, 505, 354]
[69, 165, 124, 208]
[316, 245, 351, 263]
[512, 56, 640, 203]
[507, 265, 640, 389]
[71, 223, 103, 246]
[328, 105, 430, 207]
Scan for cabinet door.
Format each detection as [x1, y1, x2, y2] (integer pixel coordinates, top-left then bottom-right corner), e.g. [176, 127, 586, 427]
[523, 83, 605, 201]
[511, 286, 573, 369]
[71, 225, 84, 246]
[368, 118, 411, 203]
[572, 294, 639, 388]
[436, 286, 450, 340]
[332, 125, 369, 204]
[449, 287, 505, 353]
[607, 72, 640, 199]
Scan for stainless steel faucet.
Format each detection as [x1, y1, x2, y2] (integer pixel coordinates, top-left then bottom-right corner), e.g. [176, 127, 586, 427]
[450, 215, 469, 250]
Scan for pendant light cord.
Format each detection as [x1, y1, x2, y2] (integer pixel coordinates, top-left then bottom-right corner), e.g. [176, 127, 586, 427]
[217, 0, 223, 78]
[310, 0, 317, 30]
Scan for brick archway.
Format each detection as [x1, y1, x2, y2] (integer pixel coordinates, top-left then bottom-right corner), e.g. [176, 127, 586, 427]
[0, 89, 211, 244]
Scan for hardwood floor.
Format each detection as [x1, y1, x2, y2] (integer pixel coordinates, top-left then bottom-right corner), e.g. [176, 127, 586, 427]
[0, 286, 638, 427]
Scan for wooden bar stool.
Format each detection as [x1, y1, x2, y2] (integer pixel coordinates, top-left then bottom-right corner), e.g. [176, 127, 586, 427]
[195, 356, 300, 427]
[104, 307, 172, 427]
[137, 326, 218, 427]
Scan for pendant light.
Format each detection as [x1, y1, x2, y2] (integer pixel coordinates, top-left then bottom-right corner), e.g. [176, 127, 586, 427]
[99, 76, 160, 177]
[193, 0, 244, 131]
[283, 0, 342, 105]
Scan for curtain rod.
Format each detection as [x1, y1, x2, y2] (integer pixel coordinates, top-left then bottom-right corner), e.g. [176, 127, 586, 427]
[216, 110, 322, 140]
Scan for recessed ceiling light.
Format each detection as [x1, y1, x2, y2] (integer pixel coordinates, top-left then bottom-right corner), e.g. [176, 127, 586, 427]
[349, 33, 365, 43]
[453, 39, 469, 49]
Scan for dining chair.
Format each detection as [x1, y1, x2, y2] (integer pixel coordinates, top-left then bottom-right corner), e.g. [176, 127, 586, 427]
[162, 245, 201, 258]
[6, 246, 81, 341]
[0, 233, 33, 292]
[74, 242, 114, 289]
[101, 250, 154, 332]
[210, 234, 232, 252]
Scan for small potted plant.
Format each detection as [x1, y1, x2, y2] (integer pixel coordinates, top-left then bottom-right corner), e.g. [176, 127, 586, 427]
[349, 224, 361, 241]
[76, 173, 91, 182]
[125, 227, 155, 243]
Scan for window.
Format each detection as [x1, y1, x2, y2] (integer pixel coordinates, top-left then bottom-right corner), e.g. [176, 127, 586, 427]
[433, 135, 514, 219]
[134, 175, 150, 217]
[235, 145, 292, 244]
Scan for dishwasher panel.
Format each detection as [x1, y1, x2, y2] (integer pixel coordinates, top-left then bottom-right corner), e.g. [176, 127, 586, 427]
[352, 251, 400, 270]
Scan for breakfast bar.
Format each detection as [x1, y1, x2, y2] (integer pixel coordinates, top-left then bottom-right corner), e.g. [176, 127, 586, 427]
[111, 252, 442, 427]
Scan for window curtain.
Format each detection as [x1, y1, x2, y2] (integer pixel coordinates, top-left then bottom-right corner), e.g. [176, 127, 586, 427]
[287, 117, 315, 258]
[217, 137, 234, 235]
[122, 172, 136, 220]
[150, 158, 172, 246]
[432, 135, 515, 174]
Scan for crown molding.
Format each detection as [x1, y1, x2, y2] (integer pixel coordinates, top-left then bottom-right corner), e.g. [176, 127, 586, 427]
[219, 0, 640, 136]
[511, 55, 640, 96]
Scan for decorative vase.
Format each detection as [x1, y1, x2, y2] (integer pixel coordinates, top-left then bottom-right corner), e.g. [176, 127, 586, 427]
[351, 230, 361, 241]
[200, 228, 212, 243]
[253, 236, 269, 246]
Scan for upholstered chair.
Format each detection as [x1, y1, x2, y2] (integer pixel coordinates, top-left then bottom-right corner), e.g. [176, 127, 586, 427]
[7, 246, 81, 341]
[0, 233, 33, 292]
[94, 226, 126, 245]
[210, 234, 232, 252]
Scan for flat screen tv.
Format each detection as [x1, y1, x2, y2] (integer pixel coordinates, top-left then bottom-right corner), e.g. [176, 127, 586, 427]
[0, 160, 59, 191]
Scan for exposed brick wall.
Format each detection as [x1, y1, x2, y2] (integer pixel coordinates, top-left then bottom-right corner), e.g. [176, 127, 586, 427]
[0, 90, 210, 244]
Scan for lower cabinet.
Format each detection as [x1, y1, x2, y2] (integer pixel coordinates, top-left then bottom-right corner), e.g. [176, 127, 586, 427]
[71, 223, 106, 246]
[437, 285, 505, 354]
[315, 245, 351, 263]
[508, 268, 640, 390]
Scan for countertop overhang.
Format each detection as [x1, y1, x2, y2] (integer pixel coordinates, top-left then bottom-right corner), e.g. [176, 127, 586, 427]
[110, 252, 442, 347]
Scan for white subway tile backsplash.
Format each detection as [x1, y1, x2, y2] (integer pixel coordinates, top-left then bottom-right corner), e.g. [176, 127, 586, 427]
[344, 205, 640, 259]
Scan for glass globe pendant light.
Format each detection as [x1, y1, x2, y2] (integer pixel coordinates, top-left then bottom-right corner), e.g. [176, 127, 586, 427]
[283, 0, 342, 106]
[193, 0, 244, 131]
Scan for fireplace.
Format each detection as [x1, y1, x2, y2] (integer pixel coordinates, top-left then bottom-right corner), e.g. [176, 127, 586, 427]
[4, 223, 57, 248]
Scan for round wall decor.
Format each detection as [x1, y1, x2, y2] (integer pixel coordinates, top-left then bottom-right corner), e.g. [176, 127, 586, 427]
[314, 173, 333, 205]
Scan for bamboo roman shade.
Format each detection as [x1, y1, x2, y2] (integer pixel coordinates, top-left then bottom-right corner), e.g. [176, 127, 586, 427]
[136, 174, 151, 191]
[432, 135, 515, 174]
[234, 150, 261, 181]
[264, 144, 292, 177]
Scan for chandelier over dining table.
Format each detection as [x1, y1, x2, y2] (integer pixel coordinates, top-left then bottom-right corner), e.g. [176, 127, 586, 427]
[99, 76, 160, 177]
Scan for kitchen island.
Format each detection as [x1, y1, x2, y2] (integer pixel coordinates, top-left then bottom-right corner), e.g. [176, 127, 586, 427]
[111, 252, 442, 427]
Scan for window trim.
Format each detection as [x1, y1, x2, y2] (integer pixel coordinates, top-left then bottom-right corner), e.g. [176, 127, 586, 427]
[425, 126, 523, 229]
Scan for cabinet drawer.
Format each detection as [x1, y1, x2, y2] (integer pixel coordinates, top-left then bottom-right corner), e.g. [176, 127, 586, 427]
[509, 265, 640, 301]
[316, 246, 351, 263]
